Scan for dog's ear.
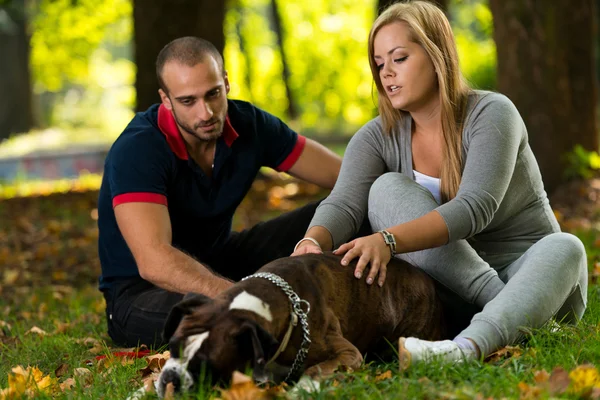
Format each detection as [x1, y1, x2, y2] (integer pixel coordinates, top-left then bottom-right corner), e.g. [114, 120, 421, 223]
[236, 319, 280, 382]
[162, 293, 213, 342]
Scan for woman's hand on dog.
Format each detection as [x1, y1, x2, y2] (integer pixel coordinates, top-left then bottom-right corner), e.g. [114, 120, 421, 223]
[291, 242, 323, 256]
[333, 233, 391, 287]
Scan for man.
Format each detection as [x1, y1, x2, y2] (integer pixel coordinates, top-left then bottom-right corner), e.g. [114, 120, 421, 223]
[97, 36, 342, 347]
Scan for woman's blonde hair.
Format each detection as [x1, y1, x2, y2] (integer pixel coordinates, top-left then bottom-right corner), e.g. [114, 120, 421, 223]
[368, 0, 471, 202]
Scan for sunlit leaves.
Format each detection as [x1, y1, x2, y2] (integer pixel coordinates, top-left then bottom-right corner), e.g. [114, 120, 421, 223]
[29, 0, 132, 92]
[225, 0, 377, 135]
[451, 0, 497, 90]
[0, 366, 58, 399]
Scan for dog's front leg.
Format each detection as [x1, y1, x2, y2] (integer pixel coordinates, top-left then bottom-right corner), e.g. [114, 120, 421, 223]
[304, 334, 363, 379]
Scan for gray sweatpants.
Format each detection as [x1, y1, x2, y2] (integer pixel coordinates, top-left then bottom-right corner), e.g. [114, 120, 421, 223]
[368, 173, 588, 356]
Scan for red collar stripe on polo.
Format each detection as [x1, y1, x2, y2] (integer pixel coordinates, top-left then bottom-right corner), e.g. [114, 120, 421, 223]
[157, 104, 240, 160]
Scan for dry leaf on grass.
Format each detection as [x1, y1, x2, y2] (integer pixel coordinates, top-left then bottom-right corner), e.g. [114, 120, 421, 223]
[374, 370, 393, 382]
[59, 378, 76, 392]
[73, 367, 93, 386]
[54, 363, 69, 378]
[25, 326, 48, 336]
[0, 365, 58, 399]
[568, 364, 600, 395]
[139, 352, 170, 378]
[164, 382, 175, 400]
[548, 367, 571, 395]
[484, 345, 523, 364]
[217, 371, 284, 400]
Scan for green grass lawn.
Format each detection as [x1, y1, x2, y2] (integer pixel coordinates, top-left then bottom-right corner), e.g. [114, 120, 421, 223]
[1, 188, 600, 399]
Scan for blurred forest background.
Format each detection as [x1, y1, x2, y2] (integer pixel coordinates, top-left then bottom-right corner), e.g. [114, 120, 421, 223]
[0, 0, 598, 195]
[1, 2, 600, 398]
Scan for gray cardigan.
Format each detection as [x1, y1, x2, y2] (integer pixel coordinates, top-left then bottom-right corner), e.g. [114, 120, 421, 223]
[309, 91, 560, 249]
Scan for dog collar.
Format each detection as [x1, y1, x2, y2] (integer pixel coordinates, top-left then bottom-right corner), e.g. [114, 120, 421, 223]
[241, 272, 311, 382]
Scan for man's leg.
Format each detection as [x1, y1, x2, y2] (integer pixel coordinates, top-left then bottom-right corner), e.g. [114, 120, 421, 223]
[216, 200, 322, 281]
[103, 278, 184, 348]
[216, 199, 371, 281]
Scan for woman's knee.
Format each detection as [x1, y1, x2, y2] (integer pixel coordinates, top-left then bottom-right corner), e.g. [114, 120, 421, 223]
[542, 232, 586, 268]
[368, 172, 434, 212]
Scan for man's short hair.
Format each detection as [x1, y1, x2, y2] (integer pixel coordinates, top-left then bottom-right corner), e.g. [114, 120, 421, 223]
[156, 36, 225, 93]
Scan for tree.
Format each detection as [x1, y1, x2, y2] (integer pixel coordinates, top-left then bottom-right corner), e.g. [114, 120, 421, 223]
[0, 0, 33, 140]
[377, 0, 448, 16]
[268, 0, 298, 120]
[133, 0, 226, 111]
[490, 0, 599, 193]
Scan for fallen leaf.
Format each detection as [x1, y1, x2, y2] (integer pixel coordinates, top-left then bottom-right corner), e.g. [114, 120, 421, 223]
[568, 364, 600, 394]
[3, 270, 19, 285]
[374, 370, 392, 382]
[232, 371, 253, 385]
[54, 363, 69, 378]
[74, 367, 93, 386]
[3, 365, 58, 398]
[548, 367, 570, 395]
[484, 345, 523, 364]
[517, 381, 545, 399]
[25, 326, 48, 336]
[533, 369, 549, 384]
[139, 352, 170, 378]
[59, 378, 76, 391]
[164, 382, 175, 400]
[217, 371, 281, 400]
[143, 375, 158, 394]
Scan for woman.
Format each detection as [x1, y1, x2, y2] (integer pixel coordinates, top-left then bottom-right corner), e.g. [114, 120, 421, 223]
[292, 0, 587, 367]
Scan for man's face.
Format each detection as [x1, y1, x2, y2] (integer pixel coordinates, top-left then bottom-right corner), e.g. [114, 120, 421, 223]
[159, 57, 230, 143]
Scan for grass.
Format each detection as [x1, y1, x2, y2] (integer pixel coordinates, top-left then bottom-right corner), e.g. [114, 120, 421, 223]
[1, 190, 599, 399]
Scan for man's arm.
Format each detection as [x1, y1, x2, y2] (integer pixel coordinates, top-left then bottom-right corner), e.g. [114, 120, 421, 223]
[114, 202, 233, 297]
[286, 138, 341, 189]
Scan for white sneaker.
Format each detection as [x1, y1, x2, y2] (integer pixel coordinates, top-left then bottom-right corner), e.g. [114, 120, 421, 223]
[398, 337, 476, 370]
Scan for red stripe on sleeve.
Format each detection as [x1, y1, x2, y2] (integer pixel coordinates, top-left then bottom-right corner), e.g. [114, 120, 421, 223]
[113, 192, 168, 208]
[276, 135, 307, 172]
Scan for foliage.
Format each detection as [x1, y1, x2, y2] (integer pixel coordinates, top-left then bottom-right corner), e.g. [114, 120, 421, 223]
[29, 0, 131, 92]
[450, 0, 497, 90]
[564, 145, 600, 180]
[224, 0, 377, 135]
[0, 0, 499, 151]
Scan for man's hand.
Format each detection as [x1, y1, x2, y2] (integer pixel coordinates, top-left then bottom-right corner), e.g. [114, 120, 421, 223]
[333, 233, 392, 287]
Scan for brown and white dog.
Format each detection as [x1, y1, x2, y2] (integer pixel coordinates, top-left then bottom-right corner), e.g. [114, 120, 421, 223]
[157, 252, 446, 397]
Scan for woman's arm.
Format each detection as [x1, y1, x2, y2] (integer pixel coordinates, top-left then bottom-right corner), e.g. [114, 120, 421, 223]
[292, 119, 389, 255]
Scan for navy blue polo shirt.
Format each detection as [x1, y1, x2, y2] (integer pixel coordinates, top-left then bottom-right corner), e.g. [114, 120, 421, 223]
[97, 99, 306, 289]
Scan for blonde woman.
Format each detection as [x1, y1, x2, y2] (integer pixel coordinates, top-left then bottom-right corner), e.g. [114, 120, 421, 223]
[292, 0, 587, 367]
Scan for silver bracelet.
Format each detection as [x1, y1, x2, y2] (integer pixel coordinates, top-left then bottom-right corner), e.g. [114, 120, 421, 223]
[293, 237, 321, 253]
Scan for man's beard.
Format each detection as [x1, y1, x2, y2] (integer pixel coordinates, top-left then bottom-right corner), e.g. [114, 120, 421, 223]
[172, 109, 222, 142]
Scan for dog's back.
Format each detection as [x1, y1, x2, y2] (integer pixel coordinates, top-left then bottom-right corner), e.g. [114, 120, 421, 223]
[258, 252, 446, 355]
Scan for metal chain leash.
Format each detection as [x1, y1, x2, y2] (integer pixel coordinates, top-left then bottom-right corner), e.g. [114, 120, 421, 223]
[241, 272, 311, 382]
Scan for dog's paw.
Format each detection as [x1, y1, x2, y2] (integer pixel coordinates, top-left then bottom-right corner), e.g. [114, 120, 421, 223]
[289, 375, 321, 397]
[125, 386, 146, 400]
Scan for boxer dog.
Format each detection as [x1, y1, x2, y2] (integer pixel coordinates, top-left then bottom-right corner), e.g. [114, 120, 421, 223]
[156, 252, 446, 397]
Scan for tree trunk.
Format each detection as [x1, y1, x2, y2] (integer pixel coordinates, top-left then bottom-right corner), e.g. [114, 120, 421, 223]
[0, 0, 33, 140]
[377, 0, 448, 16]
[133, 0, 227, 111]
[490, 0, 599, 193]
[233, 4, 254, 103]
[268, 0, 298, 120]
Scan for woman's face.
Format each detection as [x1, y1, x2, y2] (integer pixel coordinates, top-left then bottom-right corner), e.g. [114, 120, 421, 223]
[373, 21, 438, 112]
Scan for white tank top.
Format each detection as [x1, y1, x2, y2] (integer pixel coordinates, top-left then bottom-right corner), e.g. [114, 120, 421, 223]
[413, 170, 441, 205]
